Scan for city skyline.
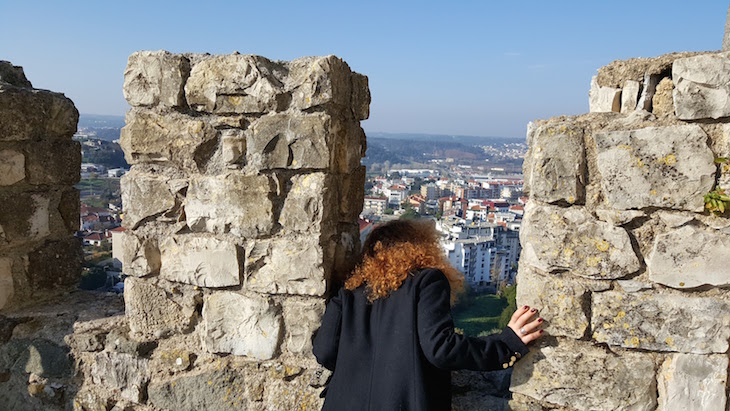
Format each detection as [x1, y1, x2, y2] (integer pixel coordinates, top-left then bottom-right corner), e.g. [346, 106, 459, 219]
[2, 1, 727, 138]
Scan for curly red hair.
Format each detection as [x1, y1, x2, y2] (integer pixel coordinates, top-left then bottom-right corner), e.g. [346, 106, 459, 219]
[345, 219, 464, 303]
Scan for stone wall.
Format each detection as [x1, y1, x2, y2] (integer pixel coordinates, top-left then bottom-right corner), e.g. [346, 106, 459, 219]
[66, 51, 370, 411]
[513, 51, 730, 410]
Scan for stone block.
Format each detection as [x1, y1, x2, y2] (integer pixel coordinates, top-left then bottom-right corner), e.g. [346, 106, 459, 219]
[185, 173, 274, 238]
[185, 54, 286, 114]
[524, 121, 585, 204]
[118, 232, 160, 277]
[511, 339, 657, 411]
[651, 77, 674, 116]
[0, 61, 32, 87]
[673, 52, 730, 120]
[657, 354, 728, 411]
[24, 140, 81, 185]
[120, 170, 177, 229]
[287, 55, 352, 111]
[350, 72, 371, 120]
[124, 278, 198, 338]
[245, 236, 328, 296]
[123, 50, 189, 108]
[588, 76, 621, 113]
[245, 113, 333, 171]
[591, 290, 730, 354]
[264, 375, 324, 411]
[594, 125, 715, 211]
[338, 166, 366, 221]
[0, 192, 51, 243]
[27, 238, 82, 290]
[282, 299, 325, 355]
[620, 79, 640, 113]
[5, 338, 73, 378]
[279, 173, 336, 234]
[0, 258, 13, 310]
[0, 149, 25, 185]
[647, 226, 730, 289]
[594, 208, 645, 226]
[91, 351, 150, 403]
[637, 72, 661, 111]
[330, 222, 361, 288]
[220, 128, 246, 165]
[515, 268, 589, 339]
[334, 120, 367, 173]
[520, 204, 640, 279]
[120, 108, 217, 170]
[58, 188, 80, 233]
[148, 368, 253, 411]
[201, 292, 282, 360]
[0, 86, 78, 141]
[159, 235, 241, 288]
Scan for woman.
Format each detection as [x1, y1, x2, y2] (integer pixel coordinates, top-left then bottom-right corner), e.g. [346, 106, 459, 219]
[313, 219, 543, 410]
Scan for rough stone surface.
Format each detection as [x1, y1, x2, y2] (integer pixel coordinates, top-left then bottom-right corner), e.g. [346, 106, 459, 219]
[520, 204, 640, 279]
[24, 141, 81, 185]
[524, 121, 585, 204]
[338, 166, 367, 220]
[245, 113, 333, 171]
[120, 170, 177, 229]
[350, 72, 371, 120]
[287, 55, 352, 111]
[124, 278, 198, 338]
[185, 173, 274, 238]
[124, 51, 189, 108]
[201, 292, 282, 359]
[594, 208, 646, 226]
[282, 299, 325, 355]
[279, 173, 335, 233]
[647, 225, 730, 289]
[0, 87, 78, 141]
[148, 368, 253, 411]
[0, 149, 25, 185]
[657, 354, 728, 411]
[159, 235, 241, 288]
[511, 340, 657, 411]
[0, 61, 32, 87]
[594, 125, 716, 211]
[637, 73, 661, 111]
[589, 76, 621, 113]
[0, 258, 13, 310]
[220, 128, 246, 165]
[620, 79, 640, 113]
[651, 77, 674, 116]
[118, 232, 160, 277]
[27, 239, 83, 290]
[673, 52, 730, 120]
[0, 192, 51, 243]
[516, 268, 589, 339]
[245, 236, 328, 296]
[591, 290, 730, 354]
[90, 351, 150, 403]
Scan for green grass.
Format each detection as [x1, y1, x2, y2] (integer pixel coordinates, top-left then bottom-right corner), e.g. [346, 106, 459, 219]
[452, 292, 508, 337]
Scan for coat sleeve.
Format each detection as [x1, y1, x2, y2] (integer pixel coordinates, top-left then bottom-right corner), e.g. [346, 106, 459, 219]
[312, 288, 344, 371]
[416, 269, 529, 371]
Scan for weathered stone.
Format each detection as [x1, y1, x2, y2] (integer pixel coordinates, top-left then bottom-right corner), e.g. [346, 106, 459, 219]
[515, 268, 588, 339]
[330, 223, 361, 287]
[351, 72, 371, 120]
[25, 141, 81, 185]
[594, 125, 716, 211]
[91, 351, 150, 403]
[594, 208, 646, 226]
[620, 79, 640, 113]
[0, 87, 78, 141]
[287, 55, 352, 111]
[334, 120, 367, 173]
[156, 349, 191, 372]
[120, 170, 177, 229]
[589, 76, 621, 113]
[673, 52, 730, 120]
[0, 149, 25, 185]
[655, 210, 693, 228]
[637, 72, 661, 111]
[159, 235, 241, 287]
[264, 376, 324, 410]
[185, 54, 286, 114]
[724, 5, 730, 51]
[591, 290, 730, 353]
[58, 189, 80, 233]
[148, 368, 252, 411]
[220, 129, 245, 165]
[65, 332, 105, 352]
[0, 192, 51, 243]
[245, 236, 328, 296]
[6, 339, 73, 378]
[657, 354, 728, 411]
[511, 340, 656, 411]
[520, 204, 640, 279]
[0, 61, 32, 87]
[120, 109, 217, 170]
[282, 299, 325, 355]
[339, 166, 367, 220]
[201, 292, 282, 359]
[118, 232, 160, 277]
[185, 173, 273, 238]
[647, 226, 730, 288]
[651, 78, 674, 116]
[125, 278, 198, 338]
[280, 173, 336, 234]
[27, 238, 82, 289]
[245, 113, 333, 171]
[0, 258, 13, 310]
[105, 328, 157, 356]
[524, 121, 585, 204]
[123, 51, 189, 108]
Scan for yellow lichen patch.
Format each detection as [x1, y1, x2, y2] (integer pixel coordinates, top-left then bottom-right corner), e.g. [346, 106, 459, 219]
[568, 195, 575, 203]
[550, 213, 561, 222]
[586, 256, 602, 267]
[665, 337, 675, 347]
[617, 144, 633, 151]
[228, 95, 243, 106]
[650, 189, 657, 196]
[630, 336, 640, 346]
[658, 154, 677, 166]
[679, 282, 685, 287]
[616, 311, 626, 319]
[595, 239, 610, 252]
[636, 158, 644, 168]
[603, 322, 613, 329]
[623, 323, 629, 329]
[563, 248, 575, 258]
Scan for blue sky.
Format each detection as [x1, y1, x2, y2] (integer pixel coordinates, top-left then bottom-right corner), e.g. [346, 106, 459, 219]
[2, 1, 727, 138]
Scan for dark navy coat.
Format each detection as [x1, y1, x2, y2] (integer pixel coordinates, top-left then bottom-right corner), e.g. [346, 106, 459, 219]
[313, 268, 529, 411]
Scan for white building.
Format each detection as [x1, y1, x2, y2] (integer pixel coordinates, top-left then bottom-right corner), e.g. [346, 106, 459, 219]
[363, 197, 387, 215]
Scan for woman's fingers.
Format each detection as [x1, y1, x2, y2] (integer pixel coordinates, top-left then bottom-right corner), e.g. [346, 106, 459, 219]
[508, 306, 545, 344]
[521, 328, 544, 344]
[511, 307, 538, 328]
[509, 305, 530, 324]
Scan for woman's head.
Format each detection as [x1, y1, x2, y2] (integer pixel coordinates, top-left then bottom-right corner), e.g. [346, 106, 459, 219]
[346, 219, 464, 303]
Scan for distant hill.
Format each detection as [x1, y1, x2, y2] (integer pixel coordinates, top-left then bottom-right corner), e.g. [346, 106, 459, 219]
[366, 132, 524, 146]
[78, 114, 126, 129]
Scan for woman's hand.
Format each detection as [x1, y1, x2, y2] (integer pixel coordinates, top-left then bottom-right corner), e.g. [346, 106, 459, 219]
[508, 305, 543, 345]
